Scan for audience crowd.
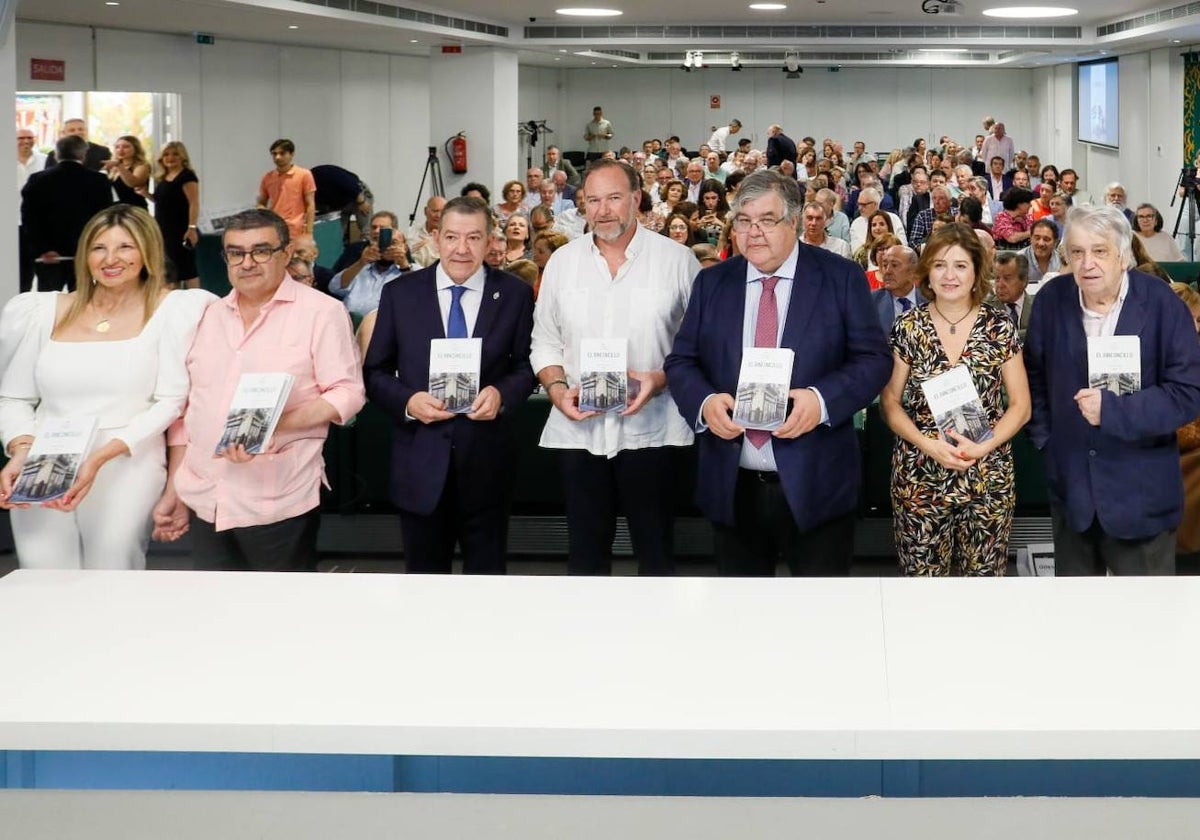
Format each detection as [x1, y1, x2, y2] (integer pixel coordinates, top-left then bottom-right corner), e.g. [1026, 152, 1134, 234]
[6, 109, 1200, 577]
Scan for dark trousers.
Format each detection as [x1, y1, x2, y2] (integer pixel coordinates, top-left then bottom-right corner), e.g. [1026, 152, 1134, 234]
[558, 447, 677, 576]
[713, 469, 856, 577]
[190, 508, 321, 572]
[18, 228, 34, 293]
[1051, 507, 1176, 576]
[398, 466, 507, 575]
[33, 260, 75, 292]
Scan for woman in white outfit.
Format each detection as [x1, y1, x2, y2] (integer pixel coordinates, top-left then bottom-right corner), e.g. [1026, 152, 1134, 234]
[0, 204, 213, 569]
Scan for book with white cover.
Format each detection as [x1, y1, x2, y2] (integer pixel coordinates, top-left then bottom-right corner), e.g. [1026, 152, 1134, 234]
[214, 372, 294, 455]
[733, 347, 795, 430]
[920, 365, 994, 445]
[578, 338, 628, 413]
[10, 416, 97, 504]
[428, 338, 482, 414]
[1087, 335, 1141, 395]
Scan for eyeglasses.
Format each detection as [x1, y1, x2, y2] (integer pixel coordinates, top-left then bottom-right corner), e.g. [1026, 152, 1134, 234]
[222, 245, 285, 265]
[1135, 214, 1156, 221]
[732, 216, 785, 233]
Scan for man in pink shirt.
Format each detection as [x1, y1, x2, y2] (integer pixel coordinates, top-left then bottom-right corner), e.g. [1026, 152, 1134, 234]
[256, 139, 316, 240]
[166, 208, 364, 571]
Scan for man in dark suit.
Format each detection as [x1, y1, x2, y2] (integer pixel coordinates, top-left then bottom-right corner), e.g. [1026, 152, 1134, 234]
[363, 196, 535, 574]
[871, 244, 927, 336]
[765, 124, 798, 170]
[21, 134, 115, 291]
[991, 250, 1033, 342]
[1025, 204, 1200, 575]
[43, 118, 110, 170]
[986, 155, 1014, 200]
[665, 170, 892, 576]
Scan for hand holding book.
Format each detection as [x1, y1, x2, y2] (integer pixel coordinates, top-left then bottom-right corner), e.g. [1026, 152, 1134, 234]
[465, 385, 502, 422]
[1073, 388, 1102, 426]
[619, 370, 659, 417]
[773, 388, 821, 439]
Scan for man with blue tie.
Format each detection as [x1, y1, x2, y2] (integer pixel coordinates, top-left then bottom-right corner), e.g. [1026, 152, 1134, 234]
[871, 245, 927, 337]
[363, 197, 536, 574]
[665, 170, 892, 576]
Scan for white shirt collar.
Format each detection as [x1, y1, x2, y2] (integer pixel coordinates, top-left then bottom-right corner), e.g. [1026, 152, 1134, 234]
[744, 242, 800, 285]
[435, 262, 487, 294]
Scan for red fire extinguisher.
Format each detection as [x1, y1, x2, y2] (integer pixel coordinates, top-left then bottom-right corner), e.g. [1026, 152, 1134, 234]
[446, 132, 468, 174]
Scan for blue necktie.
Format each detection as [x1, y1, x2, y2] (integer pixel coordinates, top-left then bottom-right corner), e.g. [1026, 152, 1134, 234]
[447, 285, 468, 339]
[897, 296, 913, 313]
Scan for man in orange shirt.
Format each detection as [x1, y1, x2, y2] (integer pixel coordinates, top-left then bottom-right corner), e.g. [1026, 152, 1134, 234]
[256, 138, 316, 240]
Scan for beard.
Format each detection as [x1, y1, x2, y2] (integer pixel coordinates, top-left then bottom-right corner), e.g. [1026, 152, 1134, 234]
[591, 211, 635, 242]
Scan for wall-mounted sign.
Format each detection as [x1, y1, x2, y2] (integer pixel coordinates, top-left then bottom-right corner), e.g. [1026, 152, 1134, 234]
[30, 59, 65, 82]
[710, 95, 721, 109]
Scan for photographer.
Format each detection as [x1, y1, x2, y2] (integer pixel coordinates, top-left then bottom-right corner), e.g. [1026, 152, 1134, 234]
[328, 210, 412, 317]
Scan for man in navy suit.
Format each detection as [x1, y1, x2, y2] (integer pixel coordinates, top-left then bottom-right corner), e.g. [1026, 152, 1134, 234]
[363, 197, 536, 574]
[665, 170, 892, 576]
[765, 124, 798, 170]
[871, 244, 927, 336]
[1025, 204, 1200, 575]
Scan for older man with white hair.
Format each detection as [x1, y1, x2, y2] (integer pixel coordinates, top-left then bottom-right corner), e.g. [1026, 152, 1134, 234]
[1025, 204, 1200, 576]
[848, 187, 907, 252]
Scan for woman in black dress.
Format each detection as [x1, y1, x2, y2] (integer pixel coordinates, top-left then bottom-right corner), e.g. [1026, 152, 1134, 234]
[147, 141, 200, 288]
[102, 135, 150, 209]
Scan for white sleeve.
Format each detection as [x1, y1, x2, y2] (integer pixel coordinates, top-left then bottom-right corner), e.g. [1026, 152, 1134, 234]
[112, 289, 215, 454]
[0, 293, 57, 447]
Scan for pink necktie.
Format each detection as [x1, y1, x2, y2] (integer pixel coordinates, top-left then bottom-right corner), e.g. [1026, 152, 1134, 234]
[746, 276, 780, 449]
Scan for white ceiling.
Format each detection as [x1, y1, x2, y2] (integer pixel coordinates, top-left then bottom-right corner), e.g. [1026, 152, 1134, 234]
[17, 0, 1200, 68]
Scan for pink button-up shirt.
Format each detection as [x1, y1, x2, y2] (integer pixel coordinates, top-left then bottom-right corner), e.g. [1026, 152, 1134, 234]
[174, 278, 365, 531]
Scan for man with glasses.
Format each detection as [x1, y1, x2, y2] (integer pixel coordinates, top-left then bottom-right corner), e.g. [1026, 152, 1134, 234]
[168, 208, 364, 572]
[665, 169, 891, 577]
[848, 187, 906, 253]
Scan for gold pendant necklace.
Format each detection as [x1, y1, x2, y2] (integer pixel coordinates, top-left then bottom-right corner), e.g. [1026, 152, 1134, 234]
[95, 318, 111, 333]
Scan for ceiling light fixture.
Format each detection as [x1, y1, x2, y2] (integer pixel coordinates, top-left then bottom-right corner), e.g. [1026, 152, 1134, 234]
[982, 6, 1076, 17]
[104, 1, 120, 5]
[556, 7, 623, 16]
[783, 50, 802, 78]
[749, 3, 787, 9]
[919, 48, 969, 53]
[288, 24, 299, 29]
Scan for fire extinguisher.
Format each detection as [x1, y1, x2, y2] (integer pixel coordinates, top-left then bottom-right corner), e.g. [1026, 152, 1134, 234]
[446, 132, 468, 174]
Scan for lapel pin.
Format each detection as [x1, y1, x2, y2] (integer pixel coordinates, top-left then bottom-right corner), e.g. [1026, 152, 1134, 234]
[493, 291, 500, 300]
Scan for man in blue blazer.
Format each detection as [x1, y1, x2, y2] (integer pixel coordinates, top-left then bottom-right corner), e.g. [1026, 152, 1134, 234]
[665, 170, 892, 576]
[1025, 204, 1200, 575]
[871, 244, 928, 337]
[363, 197, 536, 574]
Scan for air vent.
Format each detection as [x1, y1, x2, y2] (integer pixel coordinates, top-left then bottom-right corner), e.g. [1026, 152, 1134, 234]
[1099, 1, 1200, 37]
[646, 50, 993, 62]
[524, 23, 1080, 40]
[295, 0, 508, 37]
[592, 48, 640, 60]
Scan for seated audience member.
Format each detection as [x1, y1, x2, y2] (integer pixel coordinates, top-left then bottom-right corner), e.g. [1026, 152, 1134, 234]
[529, 205, 555, 239]
[1020, 218, 1064, 284]
[800, 201, 852, 258]
[1133, 203, 1185, 263]
[1170, 282, 1200, 558]
[1103, 182, 1133, 222]
[956, 197, 986, 232]
[663, 212, 700, 247]
[654, 179, 686, 218]
[853, 210, 898, 271]
[865, 234, 902, 290]
[291, 233, 334, 294]
[537, 180, 572, 216]
[723, 170, 748, 201]
[505, 258, 539, 291]
[991, 188, 1035, 250]
[329, 211, 412, 317]
[175, 208, 365, 572]
[1029, 182, 1054, 221]
[495, 180, 527, 225]
[849, 188, 906, 251]
[1130, 236, 1173, 282]
[991, 250, 1033, 341]
[287, 256, 315, 288]
[484, 229, 506, 269]
[1047, 191, 1070, 236]
[695, 180, 730, 244]
[880, 224, 1030, 576]
[909, 185, 956, 247]
[1025, 205, 1200, 576]
[817, 189, 851, 242]
[502, 214, 532, 266]
[460, 182, 491, 205]
[691, 243, 720, 267]
[554, 188, 588, 240]
[531, 230, 568, 298]
[871, 243, 926, 333]
[407, 196, 446, 268]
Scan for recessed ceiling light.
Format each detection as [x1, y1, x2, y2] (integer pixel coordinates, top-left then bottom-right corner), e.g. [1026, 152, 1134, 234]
[288, 24, 299, 29]
[105, 1, 120, 5]
[749, 3, 787, 9]
[919, 48, 968, 53]
[410, 39, 419, 43]
[982, 6, 1076, 18]
[556, 7, 623, 15]
[555, 57, 561, 60]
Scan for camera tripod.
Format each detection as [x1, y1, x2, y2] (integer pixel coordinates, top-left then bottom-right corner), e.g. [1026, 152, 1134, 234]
[408, 146, 445, 227]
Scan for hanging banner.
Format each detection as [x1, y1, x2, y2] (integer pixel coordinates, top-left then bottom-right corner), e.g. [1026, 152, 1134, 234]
[1184, 52, 1200, 165]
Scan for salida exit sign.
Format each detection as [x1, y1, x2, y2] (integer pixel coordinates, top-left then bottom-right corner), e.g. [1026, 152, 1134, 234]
[30, 58, 64, 82]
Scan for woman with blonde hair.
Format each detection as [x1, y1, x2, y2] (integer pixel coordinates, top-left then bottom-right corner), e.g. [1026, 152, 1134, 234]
[146, 140, 201, 288]
[0, 204, 214, 569]
[103, 135, 151, 209]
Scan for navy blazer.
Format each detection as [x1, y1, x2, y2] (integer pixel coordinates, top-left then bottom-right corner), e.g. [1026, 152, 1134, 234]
[1025, 270, 1200, 539]
[363, 265, 536, 516]
[872, 286, 930, 338]
[664, 244, 892, 529]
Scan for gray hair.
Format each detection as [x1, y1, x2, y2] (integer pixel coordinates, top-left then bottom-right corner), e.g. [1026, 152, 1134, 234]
[803, 200, 829, 220]
[994, 250, 1031, 284]
[1063, 204, 1134, 268]
[971, 176, 989, 194]
[891, 244, 918, 268]
[729, 169, 805, 222]
[930, 185, 951, 200]
[954, 164, 973, 178]
[858, 187, 882, 204]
